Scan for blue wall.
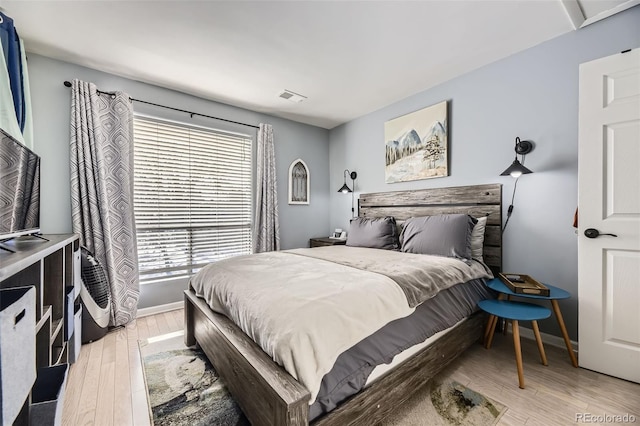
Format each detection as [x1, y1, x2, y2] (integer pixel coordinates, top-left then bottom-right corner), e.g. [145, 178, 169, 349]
[329, 7, 640, 341]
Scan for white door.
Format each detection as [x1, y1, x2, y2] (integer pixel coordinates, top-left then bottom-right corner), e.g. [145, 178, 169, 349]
[578, 48, 640, 383]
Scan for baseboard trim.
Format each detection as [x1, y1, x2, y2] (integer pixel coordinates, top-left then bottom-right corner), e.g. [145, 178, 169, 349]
[518, 326, 579, 353]
[137, 301, 183, 318]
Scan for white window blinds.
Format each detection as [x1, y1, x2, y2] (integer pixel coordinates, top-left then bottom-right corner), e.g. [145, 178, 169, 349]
[133, 116, 252, 284]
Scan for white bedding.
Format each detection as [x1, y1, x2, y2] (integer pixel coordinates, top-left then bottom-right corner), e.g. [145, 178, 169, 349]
[189, 246, 490, 403]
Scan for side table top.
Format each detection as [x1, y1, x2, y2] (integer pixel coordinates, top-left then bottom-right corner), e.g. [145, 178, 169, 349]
[478, 299, 552, 321]
[310, 237, 346, 244]
[486, 277, 571, 300]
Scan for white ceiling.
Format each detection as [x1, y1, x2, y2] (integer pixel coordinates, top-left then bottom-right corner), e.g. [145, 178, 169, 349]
[2, 1, 637, 129]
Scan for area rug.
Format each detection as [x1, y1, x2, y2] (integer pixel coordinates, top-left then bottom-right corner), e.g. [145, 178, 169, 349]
[384, 377, 505, 426]
[140, 332, 505, 426]
[139, 331, 249, 426]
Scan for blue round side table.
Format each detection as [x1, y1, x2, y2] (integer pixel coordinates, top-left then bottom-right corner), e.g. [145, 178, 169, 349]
[478, 299, 551, 389]
[486, 278, 578, 368]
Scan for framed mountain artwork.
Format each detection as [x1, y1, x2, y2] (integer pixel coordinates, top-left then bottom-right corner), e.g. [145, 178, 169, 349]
[384, 100, 448, 183]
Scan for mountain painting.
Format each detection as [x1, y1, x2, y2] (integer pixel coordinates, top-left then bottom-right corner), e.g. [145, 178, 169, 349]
[385, 101, 448, 183]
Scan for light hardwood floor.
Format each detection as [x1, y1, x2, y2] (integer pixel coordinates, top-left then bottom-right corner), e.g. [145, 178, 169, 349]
[62, 310, 640, 425]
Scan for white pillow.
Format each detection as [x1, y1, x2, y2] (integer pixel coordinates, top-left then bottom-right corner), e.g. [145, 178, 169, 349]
[470, 216, 487, 262]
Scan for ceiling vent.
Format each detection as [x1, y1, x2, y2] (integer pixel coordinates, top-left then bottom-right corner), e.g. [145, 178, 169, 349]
[278, 89, 307, 103]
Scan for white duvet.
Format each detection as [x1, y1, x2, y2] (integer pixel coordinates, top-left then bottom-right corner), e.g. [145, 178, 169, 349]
[189, 246, 490, 403]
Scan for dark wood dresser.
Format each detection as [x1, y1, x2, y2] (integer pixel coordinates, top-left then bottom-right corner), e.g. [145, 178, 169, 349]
[309, 237, 347, 248]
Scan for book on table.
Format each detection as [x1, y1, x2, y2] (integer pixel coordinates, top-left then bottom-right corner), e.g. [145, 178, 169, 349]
[498, 273, 550, 297]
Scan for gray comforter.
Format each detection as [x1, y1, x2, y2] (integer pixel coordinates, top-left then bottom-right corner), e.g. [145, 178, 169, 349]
[289, 246, 492, 307]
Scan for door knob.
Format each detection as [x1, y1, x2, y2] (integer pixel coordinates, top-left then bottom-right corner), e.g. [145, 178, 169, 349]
[584, 228, 618, 238]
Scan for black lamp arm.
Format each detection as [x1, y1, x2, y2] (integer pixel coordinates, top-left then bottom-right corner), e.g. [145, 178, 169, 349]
[502, 178, 519, 233]
[343, 169, 358, 217]
[344, 169, 357, 181]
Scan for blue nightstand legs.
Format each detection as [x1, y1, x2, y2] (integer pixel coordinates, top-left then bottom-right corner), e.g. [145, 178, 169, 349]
[479, 299, 551, 389]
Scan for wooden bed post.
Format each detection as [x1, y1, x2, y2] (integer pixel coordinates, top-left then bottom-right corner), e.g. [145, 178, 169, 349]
[185, 289, 311, 426]
[184, 289, 196, 347]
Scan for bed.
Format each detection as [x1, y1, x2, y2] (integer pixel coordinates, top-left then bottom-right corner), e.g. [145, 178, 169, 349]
[184, 183, 502, 425]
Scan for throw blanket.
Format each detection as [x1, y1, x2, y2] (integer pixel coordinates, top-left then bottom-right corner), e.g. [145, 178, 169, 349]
[288, 246, 492, 308]
[189, 246, 491, 403]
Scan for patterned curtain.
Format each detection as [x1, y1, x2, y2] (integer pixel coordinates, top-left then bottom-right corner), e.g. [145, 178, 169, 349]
[69, 79, 139, 326]
[252, 123, 280, 253]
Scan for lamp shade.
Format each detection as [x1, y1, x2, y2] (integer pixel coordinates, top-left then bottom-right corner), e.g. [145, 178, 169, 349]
[338, 183, 352, 193]
[500, 159, 533, 178]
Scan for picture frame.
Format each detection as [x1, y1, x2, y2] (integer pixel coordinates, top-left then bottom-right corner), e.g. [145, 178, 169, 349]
[288, 158, 310, 205]
[384, 100, 448, 183]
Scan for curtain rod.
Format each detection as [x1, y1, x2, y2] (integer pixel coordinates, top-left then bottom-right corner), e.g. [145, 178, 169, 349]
[63, 81, 260, 130]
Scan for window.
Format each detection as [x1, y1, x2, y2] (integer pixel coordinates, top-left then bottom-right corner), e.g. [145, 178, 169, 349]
[133, 116, 252, 285]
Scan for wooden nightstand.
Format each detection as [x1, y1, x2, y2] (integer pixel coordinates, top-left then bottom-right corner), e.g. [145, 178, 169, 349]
[309, 237, 347, 248]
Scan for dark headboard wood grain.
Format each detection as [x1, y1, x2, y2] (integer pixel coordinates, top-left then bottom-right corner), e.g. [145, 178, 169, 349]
[358, 183, 502, 273]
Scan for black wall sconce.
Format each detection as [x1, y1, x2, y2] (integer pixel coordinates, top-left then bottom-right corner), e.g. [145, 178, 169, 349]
[501, 137, 534, 232]
[338, 169, 358, 217]
[501, 137, 533, 178]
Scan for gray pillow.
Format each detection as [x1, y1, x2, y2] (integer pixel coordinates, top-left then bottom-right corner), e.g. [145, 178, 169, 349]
[346, 216, 399, 250]
[399, 214, 477, 259]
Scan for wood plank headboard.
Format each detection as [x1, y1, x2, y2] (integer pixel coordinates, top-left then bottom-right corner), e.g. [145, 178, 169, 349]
[358, 183, 502, 274]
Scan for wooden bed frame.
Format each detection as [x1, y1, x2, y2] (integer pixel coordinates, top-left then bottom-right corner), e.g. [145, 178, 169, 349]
[184, 183, 502, 425]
